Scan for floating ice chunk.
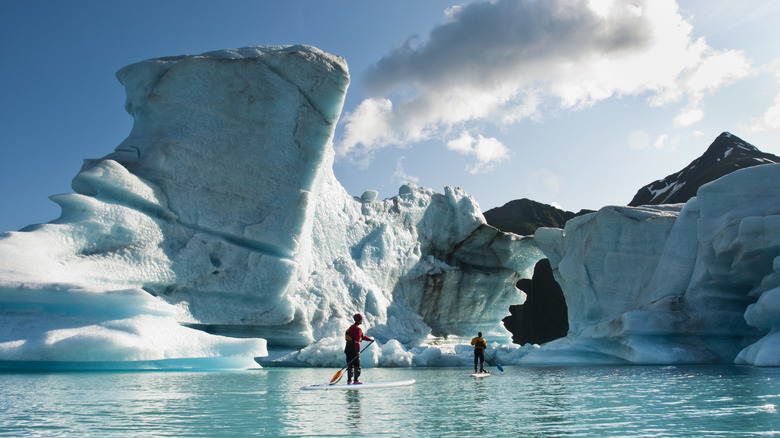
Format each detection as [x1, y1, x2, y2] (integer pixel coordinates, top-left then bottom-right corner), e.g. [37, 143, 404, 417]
[0, 285, 266, 369]
[378, 339, 414, 367]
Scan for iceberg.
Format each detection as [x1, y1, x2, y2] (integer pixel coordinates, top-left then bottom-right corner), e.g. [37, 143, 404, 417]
[0, 45, 539, 370]
[529, 163, 780, 366]
[7, 43, 777, 370]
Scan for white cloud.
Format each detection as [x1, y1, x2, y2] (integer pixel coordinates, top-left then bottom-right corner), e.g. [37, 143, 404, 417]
[393, 156, 420, 184]
[336, 0, 753, 164]
[446, 131, 475, 155]
[674, 107, 704, 127]
[746, 67, 780, 132]
[669, 48, 751, 127]
[654, 134, 670, 149]
[588, 0, 617, 18]
[446, 131, 509, 174]
[338, 98, 394, 165]
[654, 133, 681, 150]
[750, 99, 780, 131]
[685, 50, 751, 96]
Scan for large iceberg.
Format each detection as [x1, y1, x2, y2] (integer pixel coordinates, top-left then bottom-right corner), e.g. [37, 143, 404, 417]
[530, 163, 780, 366]
[6, 44, 778, 370]
[0, 45, 539, 370]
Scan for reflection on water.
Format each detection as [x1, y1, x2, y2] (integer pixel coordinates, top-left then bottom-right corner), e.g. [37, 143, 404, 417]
[1, 366, 779, 437]
[344, 390, 362, 430]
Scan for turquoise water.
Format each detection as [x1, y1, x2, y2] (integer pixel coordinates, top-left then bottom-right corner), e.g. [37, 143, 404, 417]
[1, 365, 779, 437]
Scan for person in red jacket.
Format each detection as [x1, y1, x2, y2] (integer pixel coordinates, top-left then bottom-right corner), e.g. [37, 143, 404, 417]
[344, 313, 373, 384]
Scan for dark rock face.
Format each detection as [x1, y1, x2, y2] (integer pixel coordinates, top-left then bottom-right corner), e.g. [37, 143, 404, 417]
[503, 258, 569, 345]
[484, 201, 582, 346]
[483, 198, 582, 236]
[629, 132, 780, 206]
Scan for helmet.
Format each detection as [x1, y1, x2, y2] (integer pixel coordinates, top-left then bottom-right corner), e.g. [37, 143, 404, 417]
[353, 313, 363, 322]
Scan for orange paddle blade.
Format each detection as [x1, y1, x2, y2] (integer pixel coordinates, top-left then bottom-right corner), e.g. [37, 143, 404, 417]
[330, 370, 343, 385]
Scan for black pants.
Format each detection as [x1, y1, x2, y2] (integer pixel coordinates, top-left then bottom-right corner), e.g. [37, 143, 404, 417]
[345, 343, 361, 381]
[474, 348, 485, 371]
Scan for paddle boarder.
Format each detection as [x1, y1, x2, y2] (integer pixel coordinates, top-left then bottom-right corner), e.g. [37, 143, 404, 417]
[345, 313, 373, 384]
[471, 332, 488, 373]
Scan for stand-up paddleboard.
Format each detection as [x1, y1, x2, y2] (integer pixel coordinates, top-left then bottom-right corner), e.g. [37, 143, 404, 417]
[469, 372, 492, 378]
[301, 379, 415, 390]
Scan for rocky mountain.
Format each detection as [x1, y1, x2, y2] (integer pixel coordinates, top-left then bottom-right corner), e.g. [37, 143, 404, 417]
[486, 133, 779, 236]
[629, 132, 780, 206]
[483, 198, 589, 236]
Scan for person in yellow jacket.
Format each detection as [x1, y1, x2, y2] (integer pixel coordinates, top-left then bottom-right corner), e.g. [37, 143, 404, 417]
[471, 332, 487, 373]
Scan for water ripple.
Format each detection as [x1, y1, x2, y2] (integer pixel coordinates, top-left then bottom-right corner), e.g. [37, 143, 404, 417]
[1, 366, 779, 436]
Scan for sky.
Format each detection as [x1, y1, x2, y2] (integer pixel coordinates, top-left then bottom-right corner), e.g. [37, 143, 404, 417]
[2, 0, 780, 232]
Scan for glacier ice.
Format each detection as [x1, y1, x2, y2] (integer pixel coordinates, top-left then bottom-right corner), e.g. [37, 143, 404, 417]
[0, 45, 539, 370]
[529, 163, 780, 366]
[4, 43, 780, 370]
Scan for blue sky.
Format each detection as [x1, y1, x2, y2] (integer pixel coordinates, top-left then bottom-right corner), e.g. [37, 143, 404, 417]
[2, 0, 780, 232]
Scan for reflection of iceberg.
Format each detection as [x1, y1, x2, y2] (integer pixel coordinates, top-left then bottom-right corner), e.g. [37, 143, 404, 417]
[0, 45, 538, 370]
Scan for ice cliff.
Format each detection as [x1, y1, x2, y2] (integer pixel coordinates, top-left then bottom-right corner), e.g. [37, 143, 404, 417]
[0, 45, 538, 370]
[531, 162, 780, 366]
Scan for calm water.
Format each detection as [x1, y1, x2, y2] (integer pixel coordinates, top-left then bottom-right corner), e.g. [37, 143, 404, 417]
[1, 365, 778, 437]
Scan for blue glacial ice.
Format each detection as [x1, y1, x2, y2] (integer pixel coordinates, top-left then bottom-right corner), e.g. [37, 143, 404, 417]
[529, 162, 780, 366]
[2, 44, 780, 370]
[0, 45, 541, 370]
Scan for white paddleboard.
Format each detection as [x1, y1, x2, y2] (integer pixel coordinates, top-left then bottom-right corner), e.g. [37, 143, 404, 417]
[469, 372, 492, 378]
[301, 379, 415, 390]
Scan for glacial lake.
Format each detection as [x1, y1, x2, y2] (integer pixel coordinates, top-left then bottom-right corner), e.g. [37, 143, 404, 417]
[1, 365, 778, 437]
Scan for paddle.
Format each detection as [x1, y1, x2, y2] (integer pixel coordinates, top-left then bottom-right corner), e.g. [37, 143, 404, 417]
[484, 349, 504, 372]
[329, 339, 374, 385]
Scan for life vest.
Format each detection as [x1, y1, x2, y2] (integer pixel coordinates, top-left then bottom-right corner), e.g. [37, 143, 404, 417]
[471, 336, 487, 349]
[345, 325, 362, 345]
